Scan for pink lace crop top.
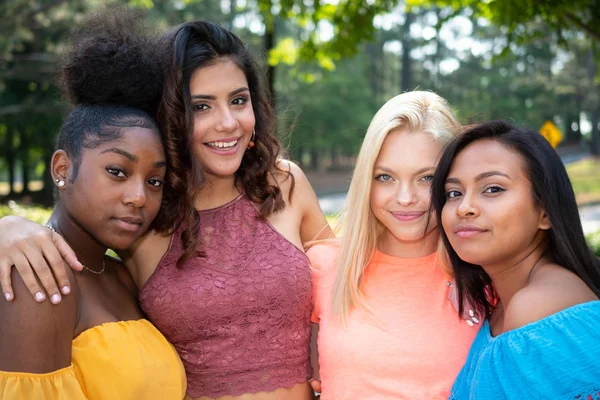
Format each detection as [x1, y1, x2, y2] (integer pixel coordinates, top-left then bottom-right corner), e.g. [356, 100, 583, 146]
[138, 194, 312, 398]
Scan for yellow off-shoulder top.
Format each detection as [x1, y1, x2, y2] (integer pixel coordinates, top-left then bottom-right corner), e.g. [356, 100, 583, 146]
[0, 319, 186, 399]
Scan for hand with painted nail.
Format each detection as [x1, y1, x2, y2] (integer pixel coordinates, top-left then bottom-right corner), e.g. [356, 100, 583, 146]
[0, 216, 82, 303]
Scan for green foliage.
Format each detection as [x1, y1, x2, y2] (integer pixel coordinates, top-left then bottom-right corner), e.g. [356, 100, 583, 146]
[567, 158, 600, 205]
[0, 202, 52, 224]
[586, 231, 600, 257]
[415, 0, 600, 45]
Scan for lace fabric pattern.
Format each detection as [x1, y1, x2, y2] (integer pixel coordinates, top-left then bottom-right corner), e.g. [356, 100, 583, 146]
[139, 195, 312, 398]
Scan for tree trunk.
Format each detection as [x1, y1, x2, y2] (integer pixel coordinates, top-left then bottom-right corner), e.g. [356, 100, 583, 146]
[591, 109, 600, 156]
[310, 147, 320, 171]
[401, 11, 414, 92]
[21, 151, 30, 195]
[41, 148, 54, 203]
[264, 25, 275, 100]
[588, 46, 600, 155]
[6, 127, 15, 195]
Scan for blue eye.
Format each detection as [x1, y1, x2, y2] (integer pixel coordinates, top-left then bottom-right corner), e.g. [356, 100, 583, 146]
[375, 173, 393, 183]
[420, 175, 434, 183]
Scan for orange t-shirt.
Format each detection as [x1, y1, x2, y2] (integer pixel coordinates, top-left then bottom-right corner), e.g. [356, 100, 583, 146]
[309, 243, 479, 400]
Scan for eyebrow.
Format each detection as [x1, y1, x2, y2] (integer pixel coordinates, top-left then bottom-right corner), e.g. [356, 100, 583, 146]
[191, 87, 249, 100]
[374, 166, 434, 175]
[101, 147, 136, 161]
[100, 148, 166, 169]
[446, 170, 511, 184]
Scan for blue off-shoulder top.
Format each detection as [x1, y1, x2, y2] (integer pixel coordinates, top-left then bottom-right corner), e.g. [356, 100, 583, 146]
[450, 300, 600, 399]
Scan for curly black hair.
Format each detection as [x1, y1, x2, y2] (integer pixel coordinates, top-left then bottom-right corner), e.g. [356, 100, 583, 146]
[56, 7, 163, 181]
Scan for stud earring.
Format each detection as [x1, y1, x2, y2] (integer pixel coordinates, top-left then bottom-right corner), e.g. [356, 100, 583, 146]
[247, 129, 255, 150]
[55, 178, 65, 188]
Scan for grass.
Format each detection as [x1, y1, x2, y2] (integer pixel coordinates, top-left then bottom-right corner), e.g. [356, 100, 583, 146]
[567, 157, 600, 206]
[0, 201, 52, 224]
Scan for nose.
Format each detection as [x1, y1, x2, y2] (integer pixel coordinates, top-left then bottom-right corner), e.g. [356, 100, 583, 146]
[216, 106, 237, 133]
[456, 193, 478, 218]
[123, 179, 147, 208]
[396, 183, 417, 206]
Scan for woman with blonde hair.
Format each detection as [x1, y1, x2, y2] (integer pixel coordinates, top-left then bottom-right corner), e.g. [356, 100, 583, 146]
[309, 91, 479, 399]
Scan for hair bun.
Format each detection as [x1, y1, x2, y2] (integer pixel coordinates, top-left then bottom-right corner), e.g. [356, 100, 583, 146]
[60, 7, 162, 115]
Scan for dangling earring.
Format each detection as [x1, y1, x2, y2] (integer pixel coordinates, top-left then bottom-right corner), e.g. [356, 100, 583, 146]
[55, 178, 66, 188]
[247, 129, 255, 150]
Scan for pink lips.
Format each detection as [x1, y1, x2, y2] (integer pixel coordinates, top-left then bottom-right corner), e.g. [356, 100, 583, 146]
[390, 211, 425, 222]
[113, 216, 143, 233]
[454, 225, 487, 238]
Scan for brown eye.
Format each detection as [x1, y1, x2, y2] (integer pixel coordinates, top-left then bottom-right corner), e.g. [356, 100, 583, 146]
[107, 166, 126, 178]
[484, 186, 505, 194]
[193, 103, 209, 111]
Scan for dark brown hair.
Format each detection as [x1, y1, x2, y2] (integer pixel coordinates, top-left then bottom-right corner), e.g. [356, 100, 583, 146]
[431, 120, 600, 316]
[151, 20, 293, 267]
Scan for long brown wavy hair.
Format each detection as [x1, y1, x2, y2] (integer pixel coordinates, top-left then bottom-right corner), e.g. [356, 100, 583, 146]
[151, 20, 293, 267]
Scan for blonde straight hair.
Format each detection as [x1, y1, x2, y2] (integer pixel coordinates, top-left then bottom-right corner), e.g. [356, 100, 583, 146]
[331, 91, 461, 324]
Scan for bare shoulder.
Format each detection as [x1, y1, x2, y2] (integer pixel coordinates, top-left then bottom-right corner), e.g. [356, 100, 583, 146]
[306, 240, 340, 273]
[504, 264, 598, 332]
[273, 159, 310, 198]
[0, 267, 78, 372]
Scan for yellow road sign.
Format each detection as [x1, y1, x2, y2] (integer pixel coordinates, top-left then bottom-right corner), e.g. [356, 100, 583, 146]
[539, 121, 563, 148]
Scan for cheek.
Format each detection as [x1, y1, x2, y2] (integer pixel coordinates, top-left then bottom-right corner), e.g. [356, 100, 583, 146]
[425, 209, 438, 231]
[417, 185, 433, 204]
[441, 203, 453, 234]
[370, 184, 390, 214]
[145, 188, 163, 213]
[241, 108, 256, 131]
[192, 120, 205, 144]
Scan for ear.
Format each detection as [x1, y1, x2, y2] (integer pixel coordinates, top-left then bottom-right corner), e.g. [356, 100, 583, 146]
[538, 208, 552, 231]
[50, 150, 72, 188]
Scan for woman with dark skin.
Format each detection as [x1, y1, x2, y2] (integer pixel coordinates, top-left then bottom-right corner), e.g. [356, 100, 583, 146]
[0, 16, 330, 400]
[0, 13, 186, 399]
[431, 120, 600, 398]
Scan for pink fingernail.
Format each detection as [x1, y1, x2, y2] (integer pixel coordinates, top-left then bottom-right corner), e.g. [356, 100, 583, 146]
[5, 293, 12, 301]
[51, 294, 61, 304]
[61, 286, 70, 295]
[35, 292, 45, 301]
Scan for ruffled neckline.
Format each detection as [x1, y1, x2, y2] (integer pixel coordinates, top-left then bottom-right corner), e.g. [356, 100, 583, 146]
[483, 300, 600, 341]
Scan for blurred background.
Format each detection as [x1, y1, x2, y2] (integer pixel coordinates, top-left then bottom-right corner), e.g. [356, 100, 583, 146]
[1, 0, 599, 253]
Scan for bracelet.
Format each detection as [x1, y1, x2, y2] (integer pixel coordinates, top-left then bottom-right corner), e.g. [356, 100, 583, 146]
[45, 224, 57, 233]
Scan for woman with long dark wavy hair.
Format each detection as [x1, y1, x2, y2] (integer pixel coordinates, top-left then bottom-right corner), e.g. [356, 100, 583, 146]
[431, 120, 600, 398]
[0, 15, 330, 400]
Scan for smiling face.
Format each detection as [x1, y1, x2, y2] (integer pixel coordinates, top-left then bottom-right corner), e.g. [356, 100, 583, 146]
[441, 139, 550, 267]
[62, 126, 166, 250]
[370, 130, 445, 257]
[189, 58, 256, 180]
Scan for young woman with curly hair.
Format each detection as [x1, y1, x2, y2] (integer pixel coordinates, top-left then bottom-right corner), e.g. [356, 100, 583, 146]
[0, 11, 186, 399]
[0, 15, 330, 400]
